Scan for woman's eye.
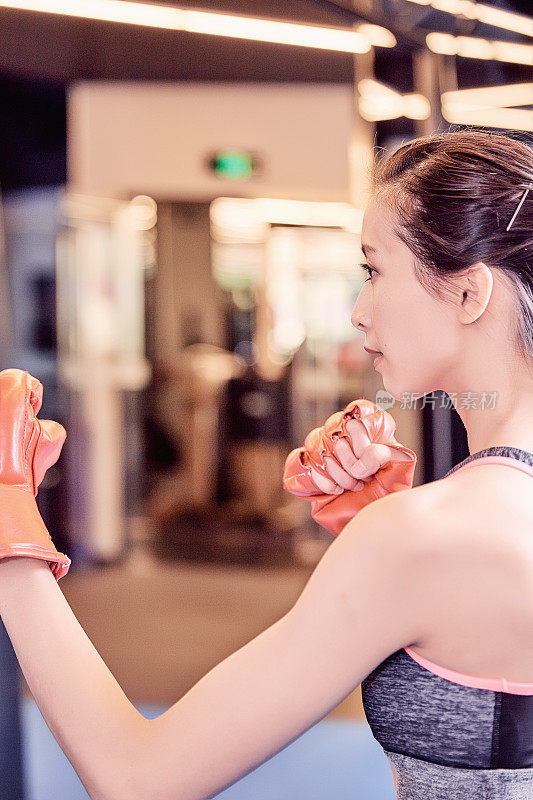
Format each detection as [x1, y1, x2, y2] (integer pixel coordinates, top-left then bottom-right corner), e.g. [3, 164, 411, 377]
[359, 262, 376, 281]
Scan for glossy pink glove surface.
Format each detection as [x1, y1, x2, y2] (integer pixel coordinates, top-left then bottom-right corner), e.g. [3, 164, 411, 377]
[0, 368, 71, 580]
[283, 398, 417, 537]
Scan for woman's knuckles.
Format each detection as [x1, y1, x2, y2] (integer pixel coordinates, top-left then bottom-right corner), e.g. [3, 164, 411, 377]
[323, 456, 355, 490]
[333, 438, 359, 470]
[344, 418, 371, 452]
[357, 443, 393, 477]
[310, 467, 342, 494]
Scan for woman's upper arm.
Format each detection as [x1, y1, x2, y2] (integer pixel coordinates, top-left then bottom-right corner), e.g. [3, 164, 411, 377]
[135, 493, 432, 800]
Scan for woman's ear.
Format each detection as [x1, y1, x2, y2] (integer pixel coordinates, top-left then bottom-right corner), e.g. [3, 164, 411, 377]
[456, 261, 494, 325]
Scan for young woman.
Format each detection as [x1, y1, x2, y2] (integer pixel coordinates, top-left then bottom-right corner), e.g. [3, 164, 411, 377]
[0, 129, 531, 800]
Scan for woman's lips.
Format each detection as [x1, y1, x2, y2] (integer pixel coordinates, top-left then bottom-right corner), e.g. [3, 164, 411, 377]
[364, 346, 383, 355]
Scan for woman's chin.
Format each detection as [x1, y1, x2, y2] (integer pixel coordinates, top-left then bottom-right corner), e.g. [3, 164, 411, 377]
[379, 372, 427, 404]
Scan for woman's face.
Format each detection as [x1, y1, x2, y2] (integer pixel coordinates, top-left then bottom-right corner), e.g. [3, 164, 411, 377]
[351, 196, 461, 401]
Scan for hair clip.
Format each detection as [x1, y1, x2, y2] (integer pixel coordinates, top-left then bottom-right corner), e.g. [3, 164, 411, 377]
[506, 185, 531, 232]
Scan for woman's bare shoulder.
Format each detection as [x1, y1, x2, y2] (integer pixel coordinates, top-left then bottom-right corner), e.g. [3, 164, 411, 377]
[368, 478, 448, 548]
[387, 467, 533, 561]
[368, 475, 496, 563]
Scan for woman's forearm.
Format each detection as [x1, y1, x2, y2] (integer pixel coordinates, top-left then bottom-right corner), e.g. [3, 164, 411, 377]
[0, 557, 149, 800]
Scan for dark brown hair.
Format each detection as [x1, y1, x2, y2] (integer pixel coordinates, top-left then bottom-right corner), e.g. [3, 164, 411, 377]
[372, 129, 533, 363]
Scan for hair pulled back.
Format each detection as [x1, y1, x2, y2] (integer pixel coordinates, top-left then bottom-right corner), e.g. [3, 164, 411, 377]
[372, 129, 533, 362]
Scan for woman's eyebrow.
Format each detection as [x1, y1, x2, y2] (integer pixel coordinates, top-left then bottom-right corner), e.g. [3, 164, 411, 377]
[361, 243, 377, 256]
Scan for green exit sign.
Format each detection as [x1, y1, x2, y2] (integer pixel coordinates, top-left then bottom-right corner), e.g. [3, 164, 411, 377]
[208, 149, 262, 180]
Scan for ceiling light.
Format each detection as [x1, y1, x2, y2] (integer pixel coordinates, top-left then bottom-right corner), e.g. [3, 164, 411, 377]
[441, 83, 533, 132]
[426, 32, 533, 65]
[406, 0, 532, 38]
[210, 198, 364, 232]
[0, 0, 393, 54]
[355, 23, 396, 48]
[442, 82, 533, 107]
[441, 106, 533, 131]
[358, 78, 431, 121]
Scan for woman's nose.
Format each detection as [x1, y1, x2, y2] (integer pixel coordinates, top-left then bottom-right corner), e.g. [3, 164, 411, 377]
[350, 284, 371, 330]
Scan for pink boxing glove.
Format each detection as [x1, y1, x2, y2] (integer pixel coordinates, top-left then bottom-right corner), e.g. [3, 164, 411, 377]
[0, 368, 71, 580]
[283, 398, 417, 537]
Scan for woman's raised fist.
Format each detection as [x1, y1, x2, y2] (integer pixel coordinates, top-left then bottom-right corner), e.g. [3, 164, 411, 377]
[283, 398, 417, 537]
[0, 369, 70, 580]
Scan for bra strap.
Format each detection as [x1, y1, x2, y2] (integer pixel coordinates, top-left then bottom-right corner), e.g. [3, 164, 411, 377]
[450, 455, 533, 479]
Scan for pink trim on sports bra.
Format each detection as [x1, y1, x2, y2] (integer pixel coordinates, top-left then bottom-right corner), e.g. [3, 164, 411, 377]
[403, 646, 533, 695]
[444, 454, 533, 479]
[403, 453, 533, 695]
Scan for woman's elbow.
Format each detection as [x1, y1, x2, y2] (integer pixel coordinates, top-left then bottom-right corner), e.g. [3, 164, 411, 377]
[104, 719, 155, 800]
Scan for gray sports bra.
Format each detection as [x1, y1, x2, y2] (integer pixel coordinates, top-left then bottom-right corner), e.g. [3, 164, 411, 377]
[361, 445, 533, 799]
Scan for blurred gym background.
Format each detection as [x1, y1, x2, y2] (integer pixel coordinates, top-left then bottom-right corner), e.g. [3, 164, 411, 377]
[0, 1, 531, 797]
